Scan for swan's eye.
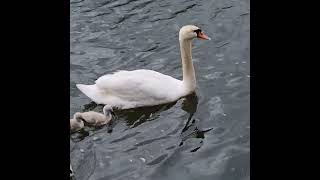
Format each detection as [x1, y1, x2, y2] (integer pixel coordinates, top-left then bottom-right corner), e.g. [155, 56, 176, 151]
[193, 29, 202, 34]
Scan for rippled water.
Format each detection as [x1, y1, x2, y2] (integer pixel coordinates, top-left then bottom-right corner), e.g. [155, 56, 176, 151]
[70, 0, 250, 179]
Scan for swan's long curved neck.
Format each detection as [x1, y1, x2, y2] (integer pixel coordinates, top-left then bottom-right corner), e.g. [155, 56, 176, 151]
[180, 39, 196, 93]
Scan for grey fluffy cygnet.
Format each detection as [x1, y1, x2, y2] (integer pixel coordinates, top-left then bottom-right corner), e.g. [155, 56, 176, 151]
[70, 113, 84, 133]
[75, 105, 114, 127]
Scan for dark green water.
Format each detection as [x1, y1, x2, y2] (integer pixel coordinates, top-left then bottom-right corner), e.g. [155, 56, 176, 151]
[70, 0, 250, 179]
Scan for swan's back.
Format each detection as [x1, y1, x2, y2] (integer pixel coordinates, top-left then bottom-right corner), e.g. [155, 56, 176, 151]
[81, 111, 106, 123]
[78, 70, 184, 108]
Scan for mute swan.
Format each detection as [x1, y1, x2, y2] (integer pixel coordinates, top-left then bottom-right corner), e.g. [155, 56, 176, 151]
[70, 113, 84, 133]
[77, 25, 210, 109]
[74, 105, 114, 127]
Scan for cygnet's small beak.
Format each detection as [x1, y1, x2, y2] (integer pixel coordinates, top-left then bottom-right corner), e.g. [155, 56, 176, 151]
[197, 32, 211, 40]
[110, 110, 116, 117]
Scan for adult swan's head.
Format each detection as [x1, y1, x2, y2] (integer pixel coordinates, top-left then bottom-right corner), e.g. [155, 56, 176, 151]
[179, 25, 211, 41]
[178, 25, 211, 94]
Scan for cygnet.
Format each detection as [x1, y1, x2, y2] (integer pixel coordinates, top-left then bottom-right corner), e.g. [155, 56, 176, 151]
[75, 105, 114, 127]
[70, 113, 84, 133]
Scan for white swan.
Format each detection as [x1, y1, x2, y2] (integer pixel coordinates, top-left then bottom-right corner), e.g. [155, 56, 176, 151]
[77, 25, 210, 109]
[74, 105, 114, 127]
[70, 113, 84, 133]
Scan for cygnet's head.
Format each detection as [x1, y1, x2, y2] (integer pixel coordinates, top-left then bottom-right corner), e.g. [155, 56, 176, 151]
[73, 112, 83, 122]
[70, 117, 84, 133]
[179, 25, 211, 41]
[103, 105, 114, 117]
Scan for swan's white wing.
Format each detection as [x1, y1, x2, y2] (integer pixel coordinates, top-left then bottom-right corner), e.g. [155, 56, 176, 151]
[95, 70, 183, 102]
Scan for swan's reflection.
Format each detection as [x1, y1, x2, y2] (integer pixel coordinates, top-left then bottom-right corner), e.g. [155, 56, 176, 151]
[74, 99, 177, 136]
[179, 93, 213, 152]
[79, 93, 190, 130]
[72, 92, 212, 149]
[181, 92, 198, 114]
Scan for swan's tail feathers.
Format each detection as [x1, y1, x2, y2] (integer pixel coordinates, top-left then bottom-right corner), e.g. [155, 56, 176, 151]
[76, 84, 106, 104]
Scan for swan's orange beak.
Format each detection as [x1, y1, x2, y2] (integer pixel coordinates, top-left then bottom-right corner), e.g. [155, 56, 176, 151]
[197, 32, 211, 40]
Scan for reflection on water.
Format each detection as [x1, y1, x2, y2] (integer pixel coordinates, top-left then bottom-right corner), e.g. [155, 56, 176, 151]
[73, 93, 200, 142]
[70, 0, 250, 179]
